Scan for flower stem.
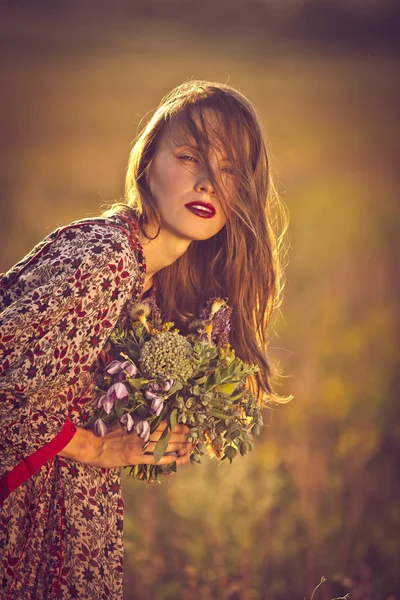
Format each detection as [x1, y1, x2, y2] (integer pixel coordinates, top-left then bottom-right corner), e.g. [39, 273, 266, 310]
[310, 577, 327, 600]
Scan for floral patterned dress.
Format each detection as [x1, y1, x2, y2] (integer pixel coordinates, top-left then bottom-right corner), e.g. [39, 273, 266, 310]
[0, 209, 146, 599]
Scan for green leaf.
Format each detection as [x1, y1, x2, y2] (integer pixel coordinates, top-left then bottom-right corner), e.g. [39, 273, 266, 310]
[216, 383, 238, 397]
[227, 421, 238, 433]
[101, 411, 115, 423]
[210, 410, 229, 419]
[128, 377, 149, 390]
[224, 446, 237, 459]
[239, 441, 248, 456]
[154, 424, 172, 464]
[205, 373, 217, 391]
[114, 399, 126, 418]
[229, 391, 244, 401]
[168, 408, 178, 431]
[166, 381, 183, 396]
[137, 406, 147, 419]
[125, 341, 140, 356]
[151, 406, 168, 431]
[227, 361, 237, 376]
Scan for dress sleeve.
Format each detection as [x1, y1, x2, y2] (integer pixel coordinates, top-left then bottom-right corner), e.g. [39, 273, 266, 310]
[0, 220, 142, 500]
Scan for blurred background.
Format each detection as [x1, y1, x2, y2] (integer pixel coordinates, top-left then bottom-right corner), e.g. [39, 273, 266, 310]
[0, 1, 399, 598]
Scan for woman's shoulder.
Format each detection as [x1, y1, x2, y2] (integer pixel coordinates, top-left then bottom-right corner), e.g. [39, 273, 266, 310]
[0, 207, 146, 292]
[64, 207, 143, 255]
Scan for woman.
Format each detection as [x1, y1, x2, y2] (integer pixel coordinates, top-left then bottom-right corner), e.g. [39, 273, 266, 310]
[0, 80, 288, 598]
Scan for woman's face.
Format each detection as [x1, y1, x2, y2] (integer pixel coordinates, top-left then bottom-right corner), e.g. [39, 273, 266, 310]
[148, 124, 234, 242]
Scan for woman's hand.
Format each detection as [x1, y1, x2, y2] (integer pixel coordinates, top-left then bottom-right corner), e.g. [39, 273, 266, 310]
[100, 421, 192, 469]
[59, 421, 193, 469]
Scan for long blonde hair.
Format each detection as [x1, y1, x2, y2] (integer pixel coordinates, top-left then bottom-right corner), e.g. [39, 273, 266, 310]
[106, 80, 289, 403]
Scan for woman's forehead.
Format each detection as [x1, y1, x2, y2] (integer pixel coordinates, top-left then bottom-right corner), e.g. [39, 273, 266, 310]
[163, 108, 250, 159]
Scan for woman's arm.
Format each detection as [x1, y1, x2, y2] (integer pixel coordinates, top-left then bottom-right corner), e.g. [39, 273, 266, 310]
[0, 219, 159, 502]
[59, 422, 192, 469]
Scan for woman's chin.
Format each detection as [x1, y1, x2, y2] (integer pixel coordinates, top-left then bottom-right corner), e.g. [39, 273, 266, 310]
[162, 221, 221, 243]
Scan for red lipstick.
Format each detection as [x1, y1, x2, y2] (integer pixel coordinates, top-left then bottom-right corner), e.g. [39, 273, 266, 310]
[185, 202, 216, 219]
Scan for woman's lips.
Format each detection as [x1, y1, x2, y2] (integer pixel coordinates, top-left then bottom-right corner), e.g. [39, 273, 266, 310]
[185, 202, 216, 219]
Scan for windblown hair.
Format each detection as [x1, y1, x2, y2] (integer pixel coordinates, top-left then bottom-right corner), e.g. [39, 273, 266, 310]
[104, 80, 290, 404]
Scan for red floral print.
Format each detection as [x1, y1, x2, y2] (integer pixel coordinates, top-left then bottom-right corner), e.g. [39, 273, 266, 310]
[0, 209, 146, 599]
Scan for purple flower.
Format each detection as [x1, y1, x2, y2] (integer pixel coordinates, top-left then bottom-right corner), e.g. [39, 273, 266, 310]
[97, 393, 115, 415]
[106, 359, 138, 377]
[143, 295, 162, 325]
[120, 413, 135, 432]
[199, 298, 233, 348]
[151, 379, 174, 392]
[109, 382, 129, 399]
[150, 397, 164, 417]
[100, 382, 129, 415]
[106, 360, 123, 375]
[134, 420, 150, 443]
[121, 361, 138, 377]
[147, 379, 174, 395]
[101, 395, 115, 415]
[144, 387, 165, 416]
[163, 379, 174, 392]
[97, 394, 107, 409]
[94, 418, 109, 437]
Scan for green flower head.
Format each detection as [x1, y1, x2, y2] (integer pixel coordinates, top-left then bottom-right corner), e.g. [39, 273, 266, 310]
[139, 331, 196, 382]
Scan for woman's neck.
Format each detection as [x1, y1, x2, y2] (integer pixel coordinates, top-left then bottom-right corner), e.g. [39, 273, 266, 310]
[138, 224, 191, 281]
[141, 276, 154, 295]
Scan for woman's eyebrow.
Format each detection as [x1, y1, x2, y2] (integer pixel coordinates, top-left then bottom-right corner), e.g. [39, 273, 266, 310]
[174, 144, 234, 163]
[174, 143, 199, 151]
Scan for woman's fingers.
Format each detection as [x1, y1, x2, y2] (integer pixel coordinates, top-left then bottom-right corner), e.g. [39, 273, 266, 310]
[153, 422, 190, 437]
[176, 453, 191, 466]
[145, 451, 191, 466]
[143, 441, 192, 455]
[137, 453, 179, 465]
[148, 430, 190, 444]
[121, 422, 193, 467]
[149, 432, 188, 444]
[172, 423, 190, 435]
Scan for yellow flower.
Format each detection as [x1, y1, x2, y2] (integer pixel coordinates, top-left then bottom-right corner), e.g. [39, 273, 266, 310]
[148, 325, 161, 335]
[204, 320, 213, 333]
[203, 319, 213, 345]
[127, 301, 151, 320]
[210, 298, 226, 316]
[137, 311, 150, 334]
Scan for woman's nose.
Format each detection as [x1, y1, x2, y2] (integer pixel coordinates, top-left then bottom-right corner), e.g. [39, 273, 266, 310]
[195, 175, 216, 195]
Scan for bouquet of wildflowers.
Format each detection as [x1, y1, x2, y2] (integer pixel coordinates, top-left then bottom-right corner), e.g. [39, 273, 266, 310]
[93, 296, 264, 482]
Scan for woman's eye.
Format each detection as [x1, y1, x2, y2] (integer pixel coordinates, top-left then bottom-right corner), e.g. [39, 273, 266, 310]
[179, 155, 197, 163]
[222, 167, 234, 175]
